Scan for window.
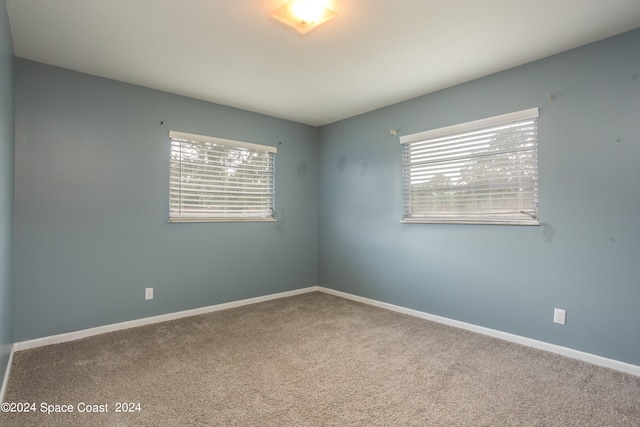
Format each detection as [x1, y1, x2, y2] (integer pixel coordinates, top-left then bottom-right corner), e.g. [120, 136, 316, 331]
[400, 108, 539, 225]
[169, 131, 276, 222]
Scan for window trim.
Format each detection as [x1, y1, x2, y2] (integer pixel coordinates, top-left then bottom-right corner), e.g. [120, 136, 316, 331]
[169, 131, 277, 155]
[399, 108, 539, 226]
[169, 131, 277, 223]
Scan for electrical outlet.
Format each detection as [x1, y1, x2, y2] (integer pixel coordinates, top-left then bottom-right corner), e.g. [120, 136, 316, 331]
[553, 308, 566, 325]
[145, 287, 153, 300]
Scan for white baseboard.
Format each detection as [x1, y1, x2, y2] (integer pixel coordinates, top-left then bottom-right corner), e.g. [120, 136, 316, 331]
[11, 285, 639, 378]
[317, 287, 640, 377]
[14, 286, 319, 351]
[1, 344, 15, 403]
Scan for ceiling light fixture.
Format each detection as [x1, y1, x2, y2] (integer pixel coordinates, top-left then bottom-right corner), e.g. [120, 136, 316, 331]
[271, 0, 337, 35]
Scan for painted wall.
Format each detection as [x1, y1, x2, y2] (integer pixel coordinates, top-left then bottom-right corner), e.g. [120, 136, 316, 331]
[319, 29, 640, 365]
[13, 60, 319, 341]
[0, 0, 13, 388]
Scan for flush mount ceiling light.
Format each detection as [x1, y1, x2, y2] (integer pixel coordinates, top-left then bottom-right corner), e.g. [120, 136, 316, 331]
[271, 0, 337, 35]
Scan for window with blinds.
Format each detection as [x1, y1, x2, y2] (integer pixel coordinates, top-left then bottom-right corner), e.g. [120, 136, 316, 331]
[169, 131, 276, 222]
[400, 108, 539, 225]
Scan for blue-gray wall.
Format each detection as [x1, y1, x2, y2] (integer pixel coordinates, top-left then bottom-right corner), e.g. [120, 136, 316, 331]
[0, 0, 13, 389]
[13, 60, 319, 341]
[319, 29, 640, 365]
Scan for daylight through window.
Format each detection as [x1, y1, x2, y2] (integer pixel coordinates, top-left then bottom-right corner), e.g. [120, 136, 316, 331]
[400, 108, 539, 225]
[169, 131, 276, 222]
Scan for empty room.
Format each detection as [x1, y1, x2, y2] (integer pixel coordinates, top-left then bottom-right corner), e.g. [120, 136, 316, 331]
[1, 0, 640, 425]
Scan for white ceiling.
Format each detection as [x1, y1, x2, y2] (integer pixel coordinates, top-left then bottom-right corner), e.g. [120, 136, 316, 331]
[6, 0, 640, 126]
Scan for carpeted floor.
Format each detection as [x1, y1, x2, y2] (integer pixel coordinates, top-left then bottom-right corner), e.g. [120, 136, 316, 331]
[2, 292, 639, 426]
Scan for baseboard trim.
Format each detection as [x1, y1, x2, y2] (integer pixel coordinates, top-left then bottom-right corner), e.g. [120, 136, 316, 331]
[12, 285, 639, 377]
[14, 286, 319, 352]
[1, 344, 15, 403]
[317, 287, 640, 377]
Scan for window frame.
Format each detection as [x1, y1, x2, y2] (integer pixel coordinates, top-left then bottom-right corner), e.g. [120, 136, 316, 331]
[399, 108, 539, 226]
[169, 131, 277, 223]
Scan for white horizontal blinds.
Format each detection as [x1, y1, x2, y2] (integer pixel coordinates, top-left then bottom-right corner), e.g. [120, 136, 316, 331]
[169, 131, 276, 222]
[401, 108, 539, 224]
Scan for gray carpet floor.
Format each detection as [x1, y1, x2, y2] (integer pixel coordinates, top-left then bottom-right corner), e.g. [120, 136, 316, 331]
[2, 292, 639, 426]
